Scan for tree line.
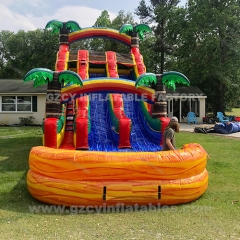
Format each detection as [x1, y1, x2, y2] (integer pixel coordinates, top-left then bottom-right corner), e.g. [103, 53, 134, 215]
[1, 0, 240, 113]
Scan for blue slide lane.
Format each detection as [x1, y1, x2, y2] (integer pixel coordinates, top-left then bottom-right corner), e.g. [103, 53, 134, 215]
[88, 93, 119, 151]
[122, 94, 162, 152]
[88, 93, 162, 152]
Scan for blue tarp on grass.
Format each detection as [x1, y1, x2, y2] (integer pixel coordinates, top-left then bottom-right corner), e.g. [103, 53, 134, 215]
[214, 122, 240, 134]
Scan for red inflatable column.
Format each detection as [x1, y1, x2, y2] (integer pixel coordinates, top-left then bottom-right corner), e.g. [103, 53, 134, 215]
[160, 117, 170, 146]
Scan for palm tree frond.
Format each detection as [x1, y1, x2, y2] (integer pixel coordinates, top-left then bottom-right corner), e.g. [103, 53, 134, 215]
[59, 70, 83, 86]
[66, 21, 81, 32]
[138, 32, 144, 41]
[135, 24, 152, 40]
[24, 68, 53, 88]
[45, 20, 63, 34]
[33, 76, 48, 88]
[119, 24, 133, 35]
[162, 71, 190, 91]
[135, 24, 152, 33]
[135, 73, 157, 88]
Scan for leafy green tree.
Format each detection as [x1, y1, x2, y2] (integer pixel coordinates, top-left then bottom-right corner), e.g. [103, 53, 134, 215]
[94, 10, 112, 27]
[0, 31, 14, 71]
[87, 10, 136, 53]
[111, 10, 135, 29]
[109, 10, 136, 53]
[89, 10, 112, 52]
[135, 0, 181, 74]
[135, 0, 186, 118]
[0, 29, 58, 79]
[136, 33, 156, 73]
[176, 0, 240, 113]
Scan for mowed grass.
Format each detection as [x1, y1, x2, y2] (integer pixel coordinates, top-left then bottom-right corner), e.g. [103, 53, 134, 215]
[0, 126, 240, 240]
[226, 107, 240, 117]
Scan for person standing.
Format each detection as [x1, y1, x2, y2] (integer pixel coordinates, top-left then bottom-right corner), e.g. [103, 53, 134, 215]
[162, 116, 180, 151]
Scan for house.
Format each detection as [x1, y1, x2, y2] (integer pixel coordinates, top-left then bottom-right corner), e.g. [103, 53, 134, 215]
[0, 79, 47, 125]
[166, 86, 207, 123]
[0, 79, 207, 125]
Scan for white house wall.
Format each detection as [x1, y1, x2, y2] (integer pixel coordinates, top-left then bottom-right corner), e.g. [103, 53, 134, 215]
[199, 98, 206, 122]
[0, 94, 46, 125]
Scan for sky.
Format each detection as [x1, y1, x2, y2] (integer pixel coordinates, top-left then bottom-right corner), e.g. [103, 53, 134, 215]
[0, 0, 187, 32]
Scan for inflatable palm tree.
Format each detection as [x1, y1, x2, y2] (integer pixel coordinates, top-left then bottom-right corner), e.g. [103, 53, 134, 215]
[135, 73, 157, 87]
[135, 71, 190, 118]
[24, 68, 82, 118]
[119, 24, 152, 48]
[45, 20, 81, 45]
[135, 71, 189, 90]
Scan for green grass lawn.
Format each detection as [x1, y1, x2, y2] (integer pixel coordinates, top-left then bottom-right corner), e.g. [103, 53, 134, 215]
[0, 126, 240, 240]
[226, 107, 240, 116]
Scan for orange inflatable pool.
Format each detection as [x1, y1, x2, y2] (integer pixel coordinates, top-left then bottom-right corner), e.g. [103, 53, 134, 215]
[27, 143, 208, 206]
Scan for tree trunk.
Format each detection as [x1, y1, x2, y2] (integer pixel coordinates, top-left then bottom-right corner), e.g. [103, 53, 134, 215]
[160, 20, 165, 74]
[131, 32, 139, 48]
[59, 22, 69, 45]
[152, 74, 167, 118]
[45, 72, 62, 118]
[214, 79, 225, 114]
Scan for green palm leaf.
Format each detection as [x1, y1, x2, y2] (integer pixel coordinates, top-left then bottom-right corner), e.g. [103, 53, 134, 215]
[162, 71, 190, 91]
[119, 24, 133, 35]
[59, 70, 83, 86]
[66, 21, 81, 32]
[135, 24, 152, 40]
[45, 20, 63, 34]
[135, 73, 157, 88]
[24, 68, 53, 88]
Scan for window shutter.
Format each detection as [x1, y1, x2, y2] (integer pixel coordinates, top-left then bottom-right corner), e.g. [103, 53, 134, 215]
[32, 96, 37, 112]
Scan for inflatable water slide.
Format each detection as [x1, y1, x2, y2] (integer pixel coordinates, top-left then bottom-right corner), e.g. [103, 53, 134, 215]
[24, 20, 209, 207]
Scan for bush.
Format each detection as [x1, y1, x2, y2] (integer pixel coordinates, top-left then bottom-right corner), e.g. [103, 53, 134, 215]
[18, 116, 35, 126]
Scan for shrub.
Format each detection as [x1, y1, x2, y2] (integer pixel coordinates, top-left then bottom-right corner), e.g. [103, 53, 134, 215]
[18, 116, 35, 126]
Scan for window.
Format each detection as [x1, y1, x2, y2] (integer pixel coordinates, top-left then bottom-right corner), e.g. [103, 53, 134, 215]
[191, 98, 200, 117]
[2, 96, 16, 111]
[181, 98, 200, 117]
[2, 96, 32, 112]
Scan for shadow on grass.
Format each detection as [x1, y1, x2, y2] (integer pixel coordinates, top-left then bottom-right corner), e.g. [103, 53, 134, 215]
[0, 137, 41, 173]
[0, 170, 42, 214]
[0, 135, 43, 214]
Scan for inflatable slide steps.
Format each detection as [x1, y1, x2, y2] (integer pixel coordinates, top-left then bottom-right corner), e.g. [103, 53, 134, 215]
[65, 101, 74, 131]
